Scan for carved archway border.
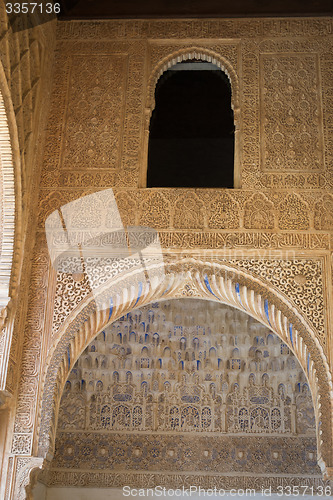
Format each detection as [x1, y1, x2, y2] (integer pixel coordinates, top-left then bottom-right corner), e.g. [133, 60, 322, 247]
[0, 62, 21, 309]
[140, 46, 241, 188]
[146, 46, 240, 111]
[36, 258, 333, 475]
[0, 61, 23, 398]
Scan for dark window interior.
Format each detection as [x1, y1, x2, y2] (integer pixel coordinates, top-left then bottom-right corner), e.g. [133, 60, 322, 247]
[147, 61, 235, 188]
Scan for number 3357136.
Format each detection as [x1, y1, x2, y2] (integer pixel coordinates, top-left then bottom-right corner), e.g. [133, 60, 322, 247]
[6, 3, 61, 14]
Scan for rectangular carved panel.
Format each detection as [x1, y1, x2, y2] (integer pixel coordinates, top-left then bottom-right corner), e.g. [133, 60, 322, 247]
[50, 432, 319, 476]
[61, 54, 128, 170]
[260, 53, 324, 171]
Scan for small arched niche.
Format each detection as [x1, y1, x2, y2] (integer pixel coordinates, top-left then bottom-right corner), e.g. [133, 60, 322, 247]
[146, 60, 235, 188]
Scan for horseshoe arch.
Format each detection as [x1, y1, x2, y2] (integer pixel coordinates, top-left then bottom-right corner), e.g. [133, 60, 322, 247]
[35, 258, 333, 479]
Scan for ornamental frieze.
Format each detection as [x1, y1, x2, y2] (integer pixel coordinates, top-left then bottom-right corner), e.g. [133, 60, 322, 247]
[37, 188, 333, 235]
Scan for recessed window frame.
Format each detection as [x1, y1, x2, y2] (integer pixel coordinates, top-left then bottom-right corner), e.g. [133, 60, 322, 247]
[139, 48, 241, 189]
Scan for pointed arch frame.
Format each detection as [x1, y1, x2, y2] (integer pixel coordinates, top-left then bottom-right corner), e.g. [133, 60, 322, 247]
[0, 61, 23, 394]
[0, 62, 21, 309]
[139, 47, 242, 188]
[36, 258, 333, 477]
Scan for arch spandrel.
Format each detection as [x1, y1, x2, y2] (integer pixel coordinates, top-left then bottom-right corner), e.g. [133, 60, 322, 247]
[35, 259, 333, 478]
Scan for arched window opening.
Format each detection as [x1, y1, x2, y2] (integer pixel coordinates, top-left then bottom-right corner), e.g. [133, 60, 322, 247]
[147, 60, 234, 188]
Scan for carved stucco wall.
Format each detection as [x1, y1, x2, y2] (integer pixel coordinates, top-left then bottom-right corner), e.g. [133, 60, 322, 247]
[1, 16, 332, 500]
[38, 18, 333, 191]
